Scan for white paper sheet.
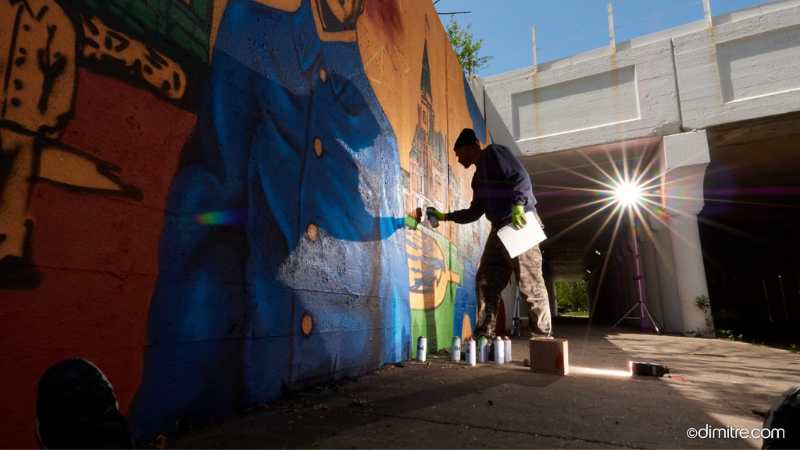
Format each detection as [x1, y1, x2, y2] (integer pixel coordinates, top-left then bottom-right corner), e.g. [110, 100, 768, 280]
[497, 211, 547, 258]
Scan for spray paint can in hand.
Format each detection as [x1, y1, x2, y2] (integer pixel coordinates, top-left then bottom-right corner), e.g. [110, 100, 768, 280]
[466, 338, 477, 366]
[504, 337, 513, 363]
[494, 336, 505, 364]
[426, 207, 439, 228]
[451, 336, 462, 362]
[417, 336, 427, 362]
[477, 336, 488, 363]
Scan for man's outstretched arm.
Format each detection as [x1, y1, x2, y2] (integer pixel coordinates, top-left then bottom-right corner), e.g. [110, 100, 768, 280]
[429, 197, 485, 225]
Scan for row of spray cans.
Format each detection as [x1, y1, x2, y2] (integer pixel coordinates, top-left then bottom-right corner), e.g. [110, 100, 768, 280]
[486, 336, 514, 364]
[416, 335, 513, 365]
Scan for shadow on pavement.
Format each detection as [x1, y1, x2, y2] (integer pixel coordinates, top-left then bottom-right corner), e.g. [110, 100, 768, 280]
[173, 319, 797, 448]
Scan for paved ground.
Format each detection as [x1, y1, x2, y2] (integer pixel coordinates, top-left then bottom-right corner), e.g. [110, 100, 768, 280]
[174, 320, 799, 448]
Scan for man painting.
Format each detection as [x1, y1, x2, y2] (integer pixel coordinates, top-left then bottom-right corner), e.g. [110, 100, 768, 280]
[428, 128, 551, 338]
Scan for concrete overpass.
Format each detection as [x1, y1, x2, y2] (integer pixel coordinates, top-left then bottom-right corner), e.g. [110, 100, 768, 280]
[472, 0, 800, 336]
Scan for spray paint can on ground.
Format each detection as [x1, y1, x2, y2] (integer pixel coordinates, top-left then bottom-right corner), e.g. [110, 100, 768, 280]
[417, 336, 427, 362]
[466, 339, 477, 366]
[451, 336, 462, 362]
[504, 337, 513, 363]
[477, 336, 488, 363]
[630, 361, 669, 377]
[426, 207, 439, 228]
[494, 336, 505, 364]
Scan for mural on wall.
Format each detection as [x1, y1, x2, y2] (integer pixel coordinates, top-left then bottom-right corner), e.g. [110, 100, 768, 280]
[80, 15, 188, 100]
[0, 0, 207, 446]
[0, 0, 493, 445]
[401, 38, 485, 352]
[67, 0, 219, 106]
[130, 0, 416, 437]
[0, 0, 144, 289]
[70, 0, 216, 64]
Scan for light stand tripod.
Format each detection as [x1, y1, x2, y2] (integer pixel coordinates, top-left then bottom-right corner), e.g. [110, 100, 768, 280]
[612, 212, 661, 333]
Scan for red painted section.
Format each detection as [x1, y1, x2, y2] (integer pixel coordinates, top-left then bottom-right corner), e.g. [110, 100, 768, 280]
[0, 69, 195, 448]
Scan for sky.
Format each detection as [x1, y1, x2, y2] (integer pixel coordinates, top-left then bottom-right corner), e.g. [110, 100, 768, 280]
[434, 0, 775, 77]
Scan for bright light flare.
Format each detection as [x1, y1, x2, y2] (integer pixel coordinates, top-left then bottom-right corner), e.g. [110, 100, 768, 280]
[613, 180, 644, 208]
[570, 366, 632, 378]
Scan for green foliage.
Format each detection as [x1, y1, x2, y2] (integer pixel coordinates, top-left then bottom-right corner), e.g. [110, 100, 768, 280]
[716, 329, 744, 341]
[446, 19, 491, 78]
[695, 294, 714, 330]
[555, 280, 589, 314]
[695, 294, 710, 311]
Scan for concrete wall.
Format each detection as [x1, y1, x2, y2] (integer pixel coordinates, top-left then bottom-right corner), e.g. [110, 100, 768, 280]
[482, 0, 800, 334]
[675, 0, 800, 129]
[484, 33, 682, 155]
[0, 0, 495, 444]
[468, 76, 523, 156]
[484, 0, 800, 156]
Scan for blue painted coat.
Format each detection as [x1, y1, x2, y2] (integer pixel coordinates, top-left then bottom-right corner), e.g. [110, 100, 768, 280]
[131, 0, 410, 438]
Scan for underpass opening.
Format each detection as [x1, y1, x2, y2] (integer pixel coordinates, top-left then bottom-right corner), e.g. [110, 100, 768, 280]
[702, 111, 800, 344]
[523, 137, 661, 327]
[554, 277, 590, 318]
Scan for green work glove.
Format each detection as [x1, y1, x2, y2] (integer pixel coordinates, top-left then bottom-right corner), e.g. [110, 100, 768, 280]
[404, 214, 419, 230]
[511, 205, 527, 229]
[427, 207, 445, 221]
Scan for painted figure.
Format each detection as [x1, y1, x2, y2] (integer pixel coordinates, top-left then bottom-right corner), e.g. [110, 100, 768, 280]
[0, 0, 140, 289]
[130, 0, 411, 439]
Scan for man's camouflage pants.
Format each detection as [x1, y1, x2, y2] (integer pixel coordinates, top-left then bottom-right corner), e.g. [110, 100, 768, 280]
[475, 228, 552, 338]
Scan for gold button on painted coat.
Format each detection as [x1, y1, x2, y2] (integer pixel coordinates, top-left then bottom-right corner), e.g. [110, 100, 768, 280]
[313, 137, 323, 158]
[306, 223, 319, 241]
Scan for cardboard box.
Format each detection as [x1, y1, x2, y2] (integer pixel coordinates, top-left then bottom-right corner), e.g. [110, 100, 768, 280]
[530, 338, 569, 375]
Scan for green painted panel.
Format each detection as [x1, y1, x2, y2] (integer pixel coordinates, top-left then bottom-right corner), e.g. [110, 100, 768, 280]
[410, 231, 464, 358]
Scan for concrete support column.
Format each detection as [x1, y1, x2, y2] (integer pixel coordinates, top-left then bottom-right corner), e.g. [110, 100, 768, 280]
[659, 130, 713, 335]
[666, 212, 712, 334]
[648, 218, 683, 332]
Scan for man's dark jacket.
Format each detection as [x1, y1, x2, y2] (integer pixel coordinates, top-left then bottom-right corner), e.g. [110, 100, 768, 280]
[445, 144, 537, 227]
